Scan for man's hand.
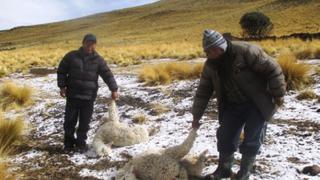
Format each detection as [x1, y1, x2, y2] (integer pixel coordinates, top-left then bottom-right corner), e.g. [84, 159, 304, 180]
[192, 118, 201, 129]
[111, 91, 119, 100]
[274, 97, 284, 107]
[60, 88, 66, 98]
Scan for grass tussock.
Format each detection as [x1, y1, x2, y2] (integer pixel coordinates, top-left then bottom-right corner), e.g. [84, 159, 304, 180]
[132, 114, 148, 124]
[139, 62, 203, 85]
[0, 81, 33, 110]
[0, 163, 8, 180]
[0, 162, 15, 180]
[0, 111, 25, 157]
[149, 103, 170, 116]
[314, 48, 320, 59]
[315, 67, 320, 76]
[294, 47, 313, 60]
[296, 90, 318, 101]
[277, 52, 312, 90]
[0, 163, 6, 180]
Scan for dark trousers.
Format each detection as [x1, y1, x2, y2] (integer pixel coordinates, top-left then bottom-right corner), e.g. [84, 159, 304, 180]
[64, 98, 94, 147]
[217, 101, 266, 155]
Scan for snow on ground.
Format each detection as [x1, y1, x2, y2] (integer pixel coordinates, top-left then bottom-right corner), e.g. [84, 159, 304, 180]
[2, 64, 320, 179]
[274, 75, 320, 122]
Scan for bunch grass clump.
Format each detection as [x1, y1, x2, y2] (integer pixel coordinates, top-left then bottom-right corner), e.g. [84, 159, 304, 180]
[296, 90, 318, 101]
[277, 52, 312, 90]
[139, 62, 203, 85]
[0, 81, 33, 110]
[0, 111, 25, 157]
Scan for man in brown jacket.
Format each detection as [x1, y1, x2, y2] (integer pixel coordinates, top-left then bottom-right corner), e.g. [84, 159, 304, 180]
[192, 30, 286, 180]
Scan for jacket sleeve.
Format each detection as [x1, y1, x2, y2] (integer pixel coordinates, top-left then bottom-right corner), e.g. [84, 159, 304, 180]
[191, 64, 214, 121]
[98, 58, 118, 92]
[245, 45, 286, 97]
[57, 53, 70, 88]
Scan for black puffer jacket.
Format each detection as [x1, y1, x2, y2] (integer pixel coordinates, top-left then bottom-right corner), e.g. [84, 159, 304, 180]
[57, 47, 118, 100]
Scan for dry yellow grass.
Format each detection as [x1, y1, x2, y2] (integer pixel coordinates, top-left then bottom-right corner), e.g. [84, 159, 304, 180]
[314, 48, 320, 59]
[0, 163, 11, 180]
[100, 43, 204, 66]
[277, 52, 312, 90]
[0, 42, 204, 75]
[315, 67, 320, 76]
[139, 62, 203, 85]
[132, 114, 148, 124]
[0, 163, 6, 180]
[0, 158, 16, 180]
[0, 81, 33, 110]
[296, 90, 318, 101]
[0, 38, 318, 77]
[149, 103, 170, 116]
[0, 44, 67, 76]
[0, 111, 25, 157]
[0, 0, 318, 46]
[255, 39, 320, 59]
[0, 0, 318, 76]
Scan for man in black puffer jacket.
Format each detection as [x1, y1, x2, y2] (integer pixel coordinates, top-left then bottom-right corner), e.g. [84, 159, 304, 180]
[57, 34, 118, 153]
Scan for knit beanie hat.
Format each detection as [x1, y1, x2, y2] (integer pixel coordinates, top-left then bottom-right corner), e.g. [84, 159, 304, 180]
[202, 29, 227, 52]
[83, 33, 97, 43]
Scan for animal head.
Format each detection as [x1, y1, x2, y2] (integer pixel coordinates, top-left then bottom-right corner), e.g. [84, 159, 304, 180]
[180, 149, 208, 177]
[96, 141, 113, 157]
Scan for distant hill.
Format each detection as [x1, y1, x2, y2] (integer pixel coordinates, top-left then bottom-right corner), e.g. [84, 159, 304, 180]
[0, 0, 319, 48]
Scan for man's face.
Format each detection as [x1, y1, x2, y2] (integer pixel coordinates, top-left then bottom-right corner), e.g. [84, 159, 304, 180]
[82, 41, 96, 54]
[205, 47, 224, 61]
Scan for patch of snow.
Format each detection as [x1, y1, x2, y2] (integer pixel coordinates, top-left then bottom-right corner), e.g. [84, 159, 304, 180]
[3, 72, 320, 180]
[79, 168, 117, 180]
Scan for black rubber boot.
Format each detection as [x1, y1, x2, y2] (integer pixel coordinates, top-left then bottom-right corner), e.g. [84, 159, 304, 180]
[205, 153, 234, 180]
[235, 155, 256, 180]
[76, 141, 89, 154]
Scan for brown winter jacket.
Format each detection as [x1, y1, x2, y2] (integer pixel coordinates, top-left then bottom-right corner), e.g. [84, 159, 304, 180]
[192, 41, 286, 121]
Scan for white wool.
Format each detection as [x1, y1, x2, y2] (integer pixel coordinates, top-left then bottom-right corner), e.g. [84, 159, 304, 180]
[116, 129, 207, 180]
[92, 100, 149, 157]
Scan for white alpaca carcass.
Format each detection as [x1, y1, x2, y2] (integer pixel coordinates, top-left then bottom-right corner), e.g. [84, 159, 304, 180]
[116, 128, 207, 180]
[93, 100, 149, 157]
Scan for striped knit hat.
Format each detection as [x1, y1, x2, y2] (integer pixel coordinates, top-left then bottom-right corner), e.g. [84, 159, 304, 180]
[202, 29, 227, 52]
